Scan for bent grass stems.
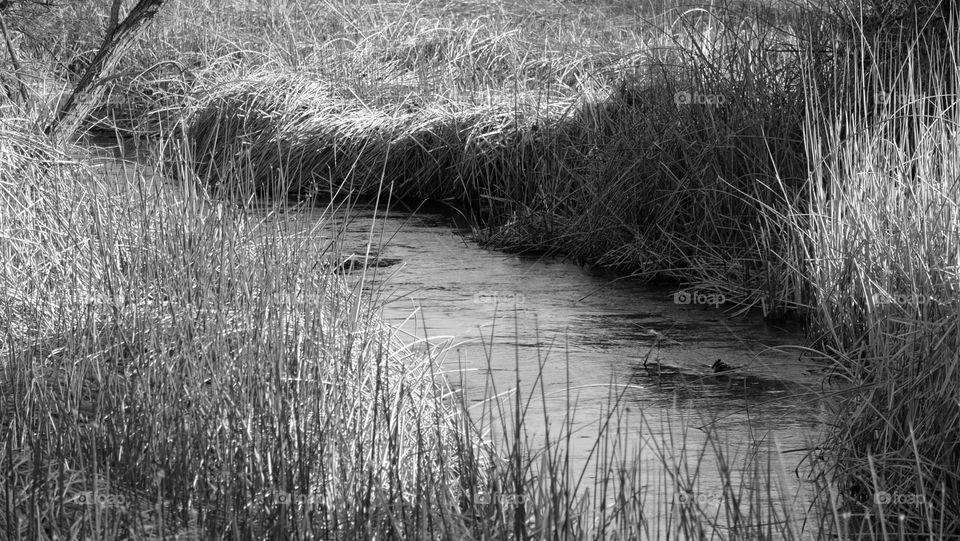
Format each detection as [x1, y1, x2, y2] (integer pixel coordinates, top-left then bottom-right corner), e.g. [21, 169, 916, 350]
[6, 0, 960, 537]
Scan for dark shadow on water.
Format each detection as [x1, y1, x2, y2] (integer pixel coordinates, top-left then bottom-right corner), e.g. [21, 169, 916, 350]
[626, 359, 822, 433]
[630, 361, 797, 399]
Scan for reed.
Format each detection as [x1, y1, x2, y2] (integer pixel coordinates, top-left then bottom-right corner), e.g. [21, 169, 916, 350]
[790, 1, 960, 536]
[0, 111, 488, 537]
[1, 99, 826, 539]
[4, 0, 960, 537]
[159, 0, 813, 318]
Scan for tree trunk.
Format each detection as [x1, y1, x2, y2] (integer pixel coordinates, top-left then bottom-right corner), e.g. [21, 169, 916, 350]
[44, 0, 166, 142]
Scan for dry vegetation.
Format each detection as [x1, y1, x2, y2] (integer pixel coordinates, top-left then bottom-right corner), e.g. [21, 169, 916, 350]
[1, 0, 959, 538]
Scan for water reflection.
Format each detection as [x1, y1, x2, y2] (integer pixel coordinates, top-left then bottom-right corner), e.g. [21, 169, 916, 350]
[288, 203, 823, 530]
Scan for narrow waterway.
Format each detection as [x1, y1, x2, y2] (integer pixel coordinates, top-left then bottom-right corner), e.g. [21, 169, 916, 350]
[297, 202, 826, 532]
[88, 141, 826, 533]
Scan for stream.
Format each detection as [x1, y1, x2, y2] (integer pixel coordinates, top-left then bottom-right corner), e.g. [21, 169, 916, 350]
[303, 202, 827, 532]
[90, 143, 827, 533]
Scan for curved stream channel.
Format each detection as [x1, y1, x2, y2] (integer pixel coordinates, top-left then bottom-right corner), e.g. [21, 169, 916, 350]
[93, 142, 826, 532]
[295, 202, 827, 531]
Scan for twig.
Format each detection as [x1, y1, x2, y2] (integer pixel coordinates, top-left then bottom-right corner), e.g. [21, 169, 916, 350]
[0, 9, 30, 106]
[44, 0, 167, 141]
[107, 0, 124, 34]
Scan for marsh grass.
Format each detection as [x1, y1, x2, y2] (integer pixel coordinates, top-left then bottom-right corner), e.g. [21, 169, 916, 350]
[1, 102, 829, 539]
[8, 0, 816, 317]
[792, 5, 960, 537]
[156, 0, 816, 318]
[4, 0, 960, 538]
[0, 113, 488, 538]
[0, 120, 823, 541]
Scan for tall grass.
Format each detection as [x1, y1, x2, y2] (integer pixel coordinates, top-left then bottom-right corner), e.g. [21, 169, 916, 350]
[793, 2, 960, 536]
[0, 111, 489, 537]
[4, 0, 960, 538]
[1, 98, 828, 540]
[155, 0, 816, 318]
[0, 109, 826, 539]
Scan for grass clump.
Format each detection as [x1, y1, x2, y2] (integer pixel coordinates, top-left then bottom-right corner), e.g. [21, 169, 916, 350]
[4, 0, 960, 538]
[178, 68, 560, 205]
[169, 0, 814, 317]
[0, 114, 487, 537]
[795, 3, 960, 536]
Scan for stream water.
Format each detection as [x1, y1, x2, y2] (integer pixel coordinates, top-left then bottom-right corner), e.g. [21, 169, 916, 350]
[304, 202, 827, 532]
[89, 142, 826, 533]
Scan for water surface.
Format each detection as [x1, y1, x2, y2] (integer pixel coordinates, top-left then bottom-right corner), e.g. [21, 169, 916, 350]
[291, 203, 825, 531]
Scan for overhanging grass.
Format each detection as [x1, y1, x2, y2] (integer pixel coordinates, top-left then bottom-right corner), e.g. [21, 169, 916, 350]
[176, 0, 813, 315]
[1, 109, 831, 539]
[178, 69, 565, 203]
[5, 0, 960, 537]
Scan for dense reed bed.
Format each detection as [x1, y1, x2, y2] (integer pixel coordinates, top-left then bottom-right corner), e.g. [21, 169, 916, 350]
[0, 113, 821, 538]
[3, 0, 960, 537]
[796, 6, 960, 535]
[0, 114, 489, 537]
[169, 0, 813, 317]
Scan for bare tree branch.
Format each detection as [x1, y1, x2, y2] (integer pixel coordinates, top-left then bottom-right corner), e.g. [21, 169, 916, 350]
[0, 9, 30, 105]
[44, 0, 166, 141]
[107, 0, 124, 34]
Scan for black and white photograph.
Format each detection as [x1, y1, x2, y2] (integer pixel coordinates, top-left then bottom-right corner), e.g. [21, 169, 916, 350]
[0, 0, 957, 538]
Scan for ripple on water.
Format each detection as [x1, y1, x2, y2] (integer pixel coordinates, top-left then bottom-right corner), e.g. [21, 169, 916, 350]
[288, 204, 826, 522]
